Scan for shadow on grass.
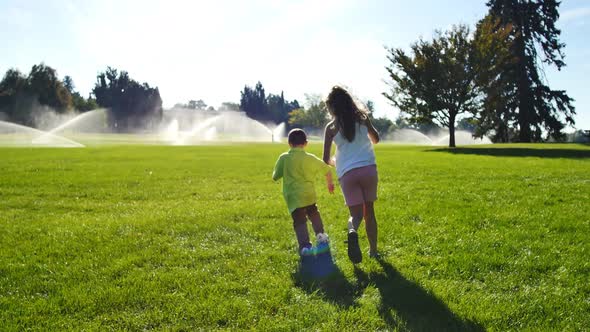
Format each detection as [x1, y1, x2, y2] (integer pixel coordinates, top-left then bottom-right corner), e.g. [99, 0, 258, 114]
[427, 146, 590, 159]
[352, 258, 484, 331]
[293, 253, 484, 330]
[292, 252, 359, 308]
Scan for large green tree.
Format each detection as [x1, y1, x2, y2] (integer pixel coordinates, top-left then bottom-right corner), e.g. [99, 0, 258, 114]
[27, 64, 72, 112]
[0, 64, 73, 126]
[486, 0, 575, 142]
[385, 25, 479, 147]
[471, 15, 517, 142]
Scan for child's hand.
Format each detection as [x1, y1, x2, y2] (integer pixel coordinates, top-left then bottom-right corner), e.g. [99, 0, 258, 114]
[329, 156, 336, 166]
[326, 172, 334, 194]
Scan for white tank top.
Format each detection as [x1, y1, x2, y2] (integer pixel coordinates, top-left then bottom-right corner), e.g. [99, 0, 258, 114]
[333, 123, 376, 178]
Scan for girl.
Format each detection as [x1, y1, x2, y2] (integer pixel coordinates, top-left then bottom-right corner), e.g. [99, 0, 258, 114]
[322, 86, 380, 263]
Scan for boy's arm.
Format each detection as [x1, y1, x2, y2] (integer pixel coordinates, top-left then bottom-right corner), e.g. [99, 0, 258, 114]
[326, 171, 334, 194]
[272, 156, 284, 181]
[310, 153, 335, 194]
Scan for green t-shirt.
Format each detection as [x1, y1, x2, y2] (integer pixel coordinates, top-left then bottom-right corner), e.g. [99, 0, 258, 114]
[272, 147, 331, 213]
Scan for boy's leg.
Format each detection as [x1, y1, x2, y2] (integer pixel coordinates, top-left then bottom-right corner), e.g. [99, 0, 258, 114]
[364, 201, 378, 256]
[291, 208, 311, 251]
[305, 204, 324, 235]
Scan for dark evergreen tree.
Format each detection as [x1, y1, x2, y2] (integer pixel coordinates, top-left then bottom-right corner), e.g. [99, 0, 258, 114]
[240, 81, 268, 122]
[267, 91, 300, 125]
[93, 67, 162, 131]
[486, 0, 575, 142]
[0, 69, 31, 125]
[267, 92, 286, 123]
[471, 15, 517, 142]
[240, 82, 301, 125]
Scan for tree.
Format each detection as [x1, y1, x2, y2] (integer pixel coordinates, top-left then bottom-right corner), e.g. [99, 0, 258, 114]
[0, 64, 73, 125]
[240, 82, 300, 124]
[63, 75, 99, 112]
[364, 99, 394, 136]
[28, 64, 72, 112]
[457, 117, 477, 132]
[267, 92, 285, 123]
[268, 91, 300, 126]
[393, 114, 410, 130]
[288, 94, 329, 130]
[63, 75, 75, 93]
[187, 99, 207, 110]
[0, 69, 30, 125]
[471, 15, 517, 142]
[93, 67, 162, 131]
[486, 0, 575, 142]
[240, 81, 268, 122]
[385, 25, 479, 147]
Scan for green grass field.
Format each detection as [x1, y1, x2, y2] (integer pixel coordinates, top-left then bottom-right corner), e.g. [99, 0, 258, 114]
[1, 143, 588, 331]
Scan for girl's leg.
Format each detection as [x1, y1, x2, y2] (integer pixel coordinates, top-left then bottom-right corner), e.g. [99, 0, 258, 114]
[364, 201, 378, 255]
[291, 208, 311, 251]
[347, 204, 364, 263]
[305, 204, 324, 235]
[347, 204, 364, 233]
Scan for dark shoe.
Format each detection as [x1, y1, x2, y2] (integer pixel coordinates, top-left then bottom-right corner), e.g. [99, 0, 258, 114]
[369, 251, 381, 259]
[347, 231, 362, 264]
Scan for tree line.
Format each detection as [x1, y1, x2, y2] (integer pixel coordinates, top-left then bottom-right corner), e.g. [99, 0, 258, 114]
[0, 64, 163, 132]
[0, 63, 394, 136]
[0, 0, 579, 143]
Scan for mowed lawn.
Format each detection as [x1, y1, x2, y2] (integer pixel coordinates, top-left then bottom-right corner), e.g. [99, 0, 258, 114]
[0, 143, 588, 331]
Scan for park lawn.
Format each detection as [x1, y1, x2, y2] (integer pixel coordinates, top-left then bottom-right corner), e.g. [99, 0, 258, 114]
[0, 143, 588, 331]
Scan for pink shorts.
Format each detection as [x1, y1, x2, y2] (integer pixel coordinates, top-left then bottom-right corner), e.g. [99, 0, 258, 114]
[339, 165, 378, 206]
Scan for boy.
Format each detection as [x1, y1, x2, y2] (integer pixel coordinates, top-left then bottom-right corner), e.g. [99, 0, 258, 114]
[273, 128, 334, 256]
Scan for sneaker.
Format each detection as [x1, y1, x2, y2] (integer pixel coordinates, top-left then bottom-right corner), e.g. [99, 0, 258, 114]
[347, 231, 362, 264]
[315, 234, 330, 254]
[300, 246, 314, 256]
[316, 233, 329, 244]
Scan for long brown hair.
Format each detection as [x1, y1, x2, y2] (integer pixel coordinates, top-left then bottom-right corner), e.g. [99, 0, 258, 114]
[325, 86, 367, 142]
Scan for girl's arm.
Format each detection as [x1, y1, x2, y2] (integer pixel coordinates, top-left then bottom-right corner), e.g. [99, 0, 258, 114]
[365, 117, 380, 144]
[323, 121, 337, 165]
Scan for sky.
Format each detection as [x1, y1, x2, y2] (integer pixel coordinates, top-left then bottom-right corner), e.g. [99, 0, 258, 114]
[0, 0, 589, 130]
